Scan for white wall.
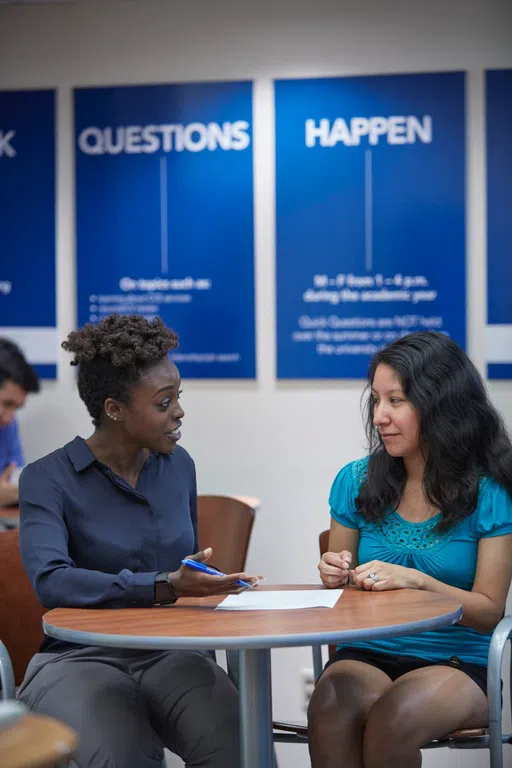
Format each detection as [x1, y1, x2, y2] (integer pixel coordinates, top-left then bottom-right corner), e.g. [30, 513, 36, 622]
[1, 1, 511, 766]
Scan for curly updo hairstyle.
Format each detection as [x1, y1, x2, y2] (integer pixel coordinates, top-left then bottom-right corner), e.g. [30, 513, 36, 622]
[62, 315, 178, 426]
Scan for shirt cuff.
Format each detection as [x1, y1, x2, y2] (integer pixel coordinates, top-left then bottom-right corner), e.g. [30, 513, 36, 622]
[122, 570, 159, 606]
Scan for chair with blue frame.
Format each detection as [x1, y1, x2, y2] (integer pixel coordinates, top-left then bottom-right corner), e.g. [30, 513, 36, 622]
[272, 530, 512, 768]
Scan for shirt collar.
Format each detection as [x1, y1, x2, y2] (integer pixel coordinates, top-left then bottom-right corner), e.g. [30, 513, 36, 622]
[65, 436, 97, 472]
[65, 436, 163, 474]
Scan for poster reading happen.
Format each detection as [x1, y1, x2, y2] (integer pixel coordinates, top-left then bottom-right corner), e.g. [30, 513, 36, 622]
[0, 89, 56, 378]
[75, 81, 255, 379]
[275, 72, 466, 379]
[486, 69, 512, 380]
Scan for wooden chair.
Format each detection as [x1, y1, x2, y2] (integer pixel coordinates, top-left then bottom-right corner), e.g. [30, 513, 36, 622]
[0, 530, 45, 698]
[197, 494, 258, 573]
[0, 501, 259, 745]
[0, 503, 257, 768]
[0, 495, 259, 695]
[0, 531, 78, 767]
[273, 529, 512, 768]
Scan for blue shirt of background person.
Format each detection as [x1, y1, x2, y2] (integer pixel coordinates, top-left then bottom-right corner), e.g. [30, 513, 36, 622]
[0, 338, 40, 506]
[311, 331, 512, 768]
[0, 420, 24, 472]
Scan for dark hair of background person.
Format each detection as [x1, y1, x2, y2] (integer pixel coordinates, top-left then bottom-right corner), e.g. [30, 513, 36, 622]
[62, 314, 179, 427]
[0, 338, 40, 394]
[357, 331, 512, 531]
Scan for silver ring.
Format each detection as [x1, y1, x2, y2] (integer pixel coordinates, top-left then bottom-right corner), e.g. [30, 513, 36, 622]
[368, 572, 379, 582]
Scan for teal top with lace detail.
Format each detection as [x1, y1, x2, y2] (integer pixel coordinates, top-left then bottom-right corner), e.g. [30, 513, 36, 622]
[329, 457, 512, 667]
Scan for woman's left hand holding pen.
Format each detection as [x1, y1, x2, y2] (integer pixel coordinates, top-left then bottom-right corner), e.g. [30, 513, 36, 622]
[168, 548, 262, 598]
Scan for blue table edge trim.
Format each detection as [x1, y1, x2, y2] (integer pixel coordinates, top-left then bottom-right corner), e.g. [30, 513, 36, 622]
[42, 604, 462, 651]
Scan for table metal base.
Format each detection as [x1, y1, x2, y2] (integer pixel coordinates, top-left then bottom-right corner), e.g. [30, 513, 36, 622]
[239, 648, 274, 768]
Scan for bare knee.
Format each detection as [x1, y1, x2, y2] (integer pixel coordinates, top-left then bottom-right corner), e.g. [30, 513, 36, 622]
[364, 666, 489, 761]
[366, 692, 422, 744]
[308, 662, 387, 727]
[308, 663, 392, 768]
[364, 688, 436, 768]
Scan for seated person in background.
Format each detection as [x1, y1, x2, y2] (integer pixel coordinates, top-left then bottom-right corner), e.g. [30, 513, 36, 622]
[0, 338, 40, 506]
[18, 314, 259, 768]
[310, 331, 512, 768]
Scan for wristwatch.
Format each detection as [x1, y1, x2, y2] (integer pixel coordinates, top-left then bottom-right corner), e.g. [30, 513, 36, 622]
[153, 572, 178, 605]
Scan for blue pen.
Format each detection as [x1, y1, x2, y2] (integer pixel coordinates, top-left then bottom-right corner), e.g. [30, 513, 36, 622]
[181, 558, 253, 588]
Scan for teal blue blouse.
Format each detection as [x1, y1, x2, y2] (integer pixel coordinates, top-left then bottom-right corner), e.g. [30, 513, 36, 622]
[329, 457, 512, 667]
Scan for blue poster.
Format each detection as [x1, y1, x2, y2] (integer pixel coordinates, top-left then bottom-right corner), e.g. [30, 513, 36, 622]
[0, 89, 56, 378]
[275, 72, 466, 379]
[74, 81, 255, 379]
[486, 69, 512, 379]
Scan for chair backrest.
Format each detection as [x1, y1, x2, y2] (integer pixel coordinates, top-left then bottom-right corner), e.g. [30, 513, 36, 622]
[197, 495, 256, 574]
[318, 529, 337, 659]
[319, 529, 329, 558]
[0, 530, 45, 686]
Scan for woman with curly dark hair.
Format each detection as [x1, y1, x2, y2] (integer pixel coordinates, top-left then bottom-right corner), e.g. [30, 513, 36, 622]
[18, 314, 258, 768]
[310, 331, 512, 768]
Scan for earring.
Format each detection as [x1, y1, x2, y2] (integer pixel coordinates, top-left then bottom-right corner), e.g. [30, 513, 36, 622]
[107, 413, 117, 421]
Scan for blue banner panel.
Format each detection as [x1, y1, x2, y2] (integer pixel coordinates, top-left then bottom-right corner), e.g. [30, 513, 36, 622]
[275, 72, 466, 379]
[0, 89, 56, 378]
[486, 69, 512, 380]
[75, 81, 255, 379]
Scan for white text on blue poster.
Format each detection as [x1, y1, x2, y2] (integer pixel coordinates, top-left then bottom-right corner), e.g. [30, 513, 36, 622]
[0, 89, 56, 378]
[75, 81, 255, 379]
[275, 72, 466, 379]
[486, 69, 512, 380]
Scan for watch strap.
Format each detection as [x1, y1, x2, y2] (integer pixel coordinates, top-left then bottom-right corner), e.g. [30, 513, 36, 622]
[154, 572, 177, 605]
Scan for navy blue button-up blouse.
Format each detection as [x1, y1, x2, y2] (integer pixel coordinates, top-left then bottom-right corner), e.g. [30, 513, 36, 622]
[19, 436, 197, 650]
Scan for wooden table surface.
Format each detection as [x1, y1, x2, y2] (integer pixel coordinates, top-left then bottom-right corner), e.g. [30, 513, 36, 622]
[0, 713, 77, 768]
[43, 585, 462, 650]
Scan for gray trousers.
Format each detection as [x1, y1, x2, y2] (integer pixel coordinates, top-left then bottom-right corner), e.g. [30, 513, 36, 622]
[18, 646, 240, 768]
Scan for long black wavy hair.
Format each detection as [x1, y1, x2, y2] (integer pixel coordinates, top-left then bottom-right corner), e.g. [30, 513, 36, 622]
[356, 331, 512, 531]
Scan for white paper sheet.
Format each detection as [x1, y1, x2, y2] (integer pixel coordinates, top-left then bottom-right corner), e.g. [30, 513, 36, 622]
[215, 589, 343, 611]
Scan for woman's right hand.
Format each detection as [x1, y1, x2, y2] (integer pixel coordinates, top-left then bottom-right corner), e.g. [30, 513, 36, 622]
[168, 548, 261, 598]
[318, 550, 352, 588]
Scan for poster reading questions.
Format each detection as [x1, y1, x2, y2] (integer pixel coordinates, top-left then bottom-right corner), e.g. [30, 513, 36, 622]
[0, 89, 56, 378]
[75, 81, 255, 378]
[486, 69, 512, 379]
[275, 72, 466, 379]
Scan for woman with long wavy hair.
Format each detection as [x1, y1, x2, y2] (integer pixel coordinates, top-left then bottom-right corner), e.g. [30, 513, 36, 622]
[309, 331, 512, 768]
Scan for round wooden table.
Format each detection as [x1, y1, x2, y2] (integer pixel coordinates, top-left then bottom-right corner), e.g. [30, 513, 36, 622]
[0, 709, 77, 768]
[43, 585, 462, 768]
